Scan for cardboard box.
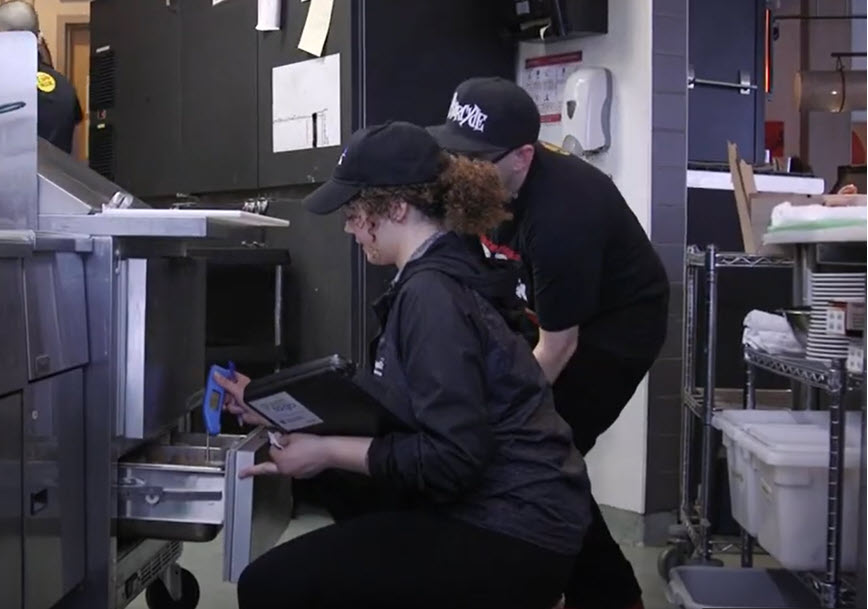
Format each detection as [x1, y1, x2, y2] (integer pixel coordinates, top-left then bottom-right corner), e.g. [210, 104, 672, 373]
[727, 142, 820, 255]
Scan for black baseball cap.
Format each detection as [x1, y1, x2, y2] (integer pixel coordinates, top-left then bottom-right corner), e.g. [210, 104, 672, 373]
[427, 77, 541, 159]
[303, 121, 443, 215]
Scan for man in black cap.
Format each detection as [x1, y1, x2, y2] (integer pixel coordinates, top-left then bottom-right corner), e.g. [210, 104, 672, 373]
[0, 0, 83, 154]
[430, 77, 670, 609]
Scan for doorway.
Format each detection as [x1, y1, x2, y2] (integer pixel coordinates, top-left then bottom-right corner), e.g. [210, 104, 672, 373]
[63, 21, 90, 162]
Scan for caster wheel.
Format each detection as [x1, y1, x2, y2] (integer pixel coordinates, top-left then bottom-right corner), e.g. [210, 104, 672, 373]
[658, 545, 688, 581]
[145, 567, 200, 609]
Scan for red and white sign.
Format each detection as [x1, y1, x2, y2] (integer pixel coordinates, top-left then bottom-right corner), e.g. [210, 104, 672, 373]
[519, 51, 583, 124]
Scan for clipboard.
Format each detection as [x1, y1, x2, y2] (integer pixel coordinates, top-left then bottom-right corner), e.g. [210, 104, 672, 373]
[242, 354, 395, 436]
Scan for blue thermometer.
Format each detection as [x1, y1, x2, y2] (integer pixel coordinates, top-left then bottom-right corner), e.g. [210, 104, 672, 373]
[202, 363, 231, 436]
[203, 362, 236, 462]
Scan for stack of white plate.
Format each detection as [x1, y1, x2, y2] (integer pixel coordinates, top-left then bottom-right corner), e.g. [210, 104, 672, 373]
[807, 273, 866, 361]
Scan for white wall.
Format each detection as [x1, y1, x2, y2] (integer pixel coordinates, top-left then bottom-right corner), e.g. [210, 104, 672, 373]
[517, 3, 654, 515]
[30, 0, 90, 70]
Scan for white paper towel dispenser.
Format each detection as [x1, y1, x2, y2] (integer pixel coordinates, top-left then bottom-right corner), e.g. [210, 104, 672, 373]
[561, 67, 612, 156]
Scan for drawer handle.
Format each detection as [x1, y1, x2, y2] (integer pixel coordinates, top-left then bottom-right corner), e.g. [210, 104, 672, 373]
[119, 485, 222, 506]
[31, 489, 48, 515]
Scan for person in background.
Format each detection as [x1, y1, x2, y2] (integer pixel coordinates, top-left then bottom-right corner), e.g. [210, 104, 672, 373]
[429, 77, 671, 609]
[0, 0, 83, 154]
[216, 121, 592, 609]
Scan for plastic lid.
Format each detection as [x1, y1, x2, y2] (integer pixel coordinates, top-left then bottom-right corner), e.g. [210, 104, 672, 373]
[742, 423, 862, 468]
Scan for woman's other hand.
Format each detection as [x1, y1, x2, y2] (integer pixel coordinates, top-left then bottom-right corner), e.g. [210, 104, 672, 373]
[239, 433, 331, 479]
[213, 370, 270, 427]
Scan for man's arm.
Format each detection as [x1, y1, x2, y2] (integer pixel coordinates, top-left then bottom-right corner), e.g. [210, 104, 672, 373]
[534, 326, 578, 383]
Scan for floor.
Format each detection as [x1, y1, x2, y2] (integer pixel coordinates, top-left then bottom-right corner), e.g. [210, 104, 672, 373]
[128, 505, 677, 609]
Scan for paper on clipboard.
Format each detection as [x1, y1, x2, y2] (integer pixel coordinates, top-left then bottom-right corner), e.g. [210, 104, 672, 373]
[272, 54, 341, 153]
[249, 392, 324, 433]
[298, 0, 334, 56]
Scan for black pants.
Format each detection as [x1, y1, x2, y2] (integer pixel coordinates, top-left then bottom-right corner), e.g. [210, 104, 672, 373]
[553, 344, 657, 609]
[237, 510, 573, 609]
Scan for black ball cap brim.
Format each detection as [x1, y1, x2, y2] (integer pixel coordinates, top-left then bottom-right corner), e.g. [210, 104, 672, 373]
[302, 178, 362, 215]
[426, 123, 508, 158]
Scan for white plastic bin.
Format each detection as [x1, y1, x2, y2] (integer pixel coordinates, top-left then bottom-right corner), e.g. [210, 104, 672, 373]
[666, 566, 819, 609]
[712, 410, 862, 537]
[742, 421, 862, 571]
[711, 410, 828, 535]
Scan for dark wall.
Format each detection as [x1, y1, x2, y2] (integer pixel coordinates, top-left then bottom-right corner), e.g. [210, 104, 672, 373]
[645, 0, 689, 515]
[687, 0, 766, 164]
[89, 0, 517, 370]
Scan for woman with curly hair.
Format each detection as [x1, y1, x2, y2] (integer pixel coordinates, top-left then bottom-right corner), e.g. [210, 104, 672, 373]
[216, 121, 591, 609]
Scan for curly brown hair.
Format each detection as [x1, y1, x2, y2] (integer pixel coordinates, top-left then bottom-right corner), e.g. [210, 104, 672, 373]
[348, 153, 511, 235]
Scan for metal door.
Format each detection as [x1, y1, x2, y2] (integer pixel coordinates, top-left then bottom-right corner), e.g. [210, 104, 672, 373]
[23, 369, 86, 609]
[223, 429, 295, 583]
[0, 393, 24, 609]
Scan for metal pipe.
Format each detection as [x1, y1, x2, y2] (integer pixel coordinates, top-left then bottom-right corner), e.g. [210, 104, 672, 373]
[824, 360, 847, 608]
[774, 14, 866, 20]
[741, 360, 756, 568]
[699, 245, 719, 560]
[274, 264, 283, 372]
[740, 530, 754, 568]
[680, 265, 698, 521]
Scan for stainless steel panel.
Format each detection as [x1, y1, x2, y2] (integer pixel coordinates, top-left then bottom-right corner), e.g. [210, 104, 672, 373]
[0, 259, 28, 396]
[0, 393, 23, 609]
[22, 252, 89, 380]
[59, 237, 116, 609]
[23, 368, 86, 609]
[224, 429, 294, 583]
[0, 31, 38, 231]
[39, 213, 271, 241]
[36, 138, 149, 217]
[118, 257, 206, 439]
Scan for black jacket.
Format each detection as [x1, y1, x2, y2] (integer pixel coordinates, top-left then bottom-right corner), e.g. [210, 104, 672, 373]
[364, 232, 590, 555]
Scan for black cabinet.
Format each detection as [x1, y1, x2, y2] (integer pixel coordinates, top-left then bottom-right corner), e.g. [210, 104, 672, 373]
[688, 0, 765, 164]
[180, 0, 259, 193]
[255, 0, 516, 364]
[90, 0, 516, 367]
[256, 0, 355, 189]
[90, 0, 260, 197]
[90, 0, 182, 198]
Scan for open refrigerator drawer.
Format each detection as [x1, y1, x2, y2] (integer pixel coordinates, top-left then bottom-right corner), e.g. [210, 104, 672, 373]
[117, 428, 293, 582]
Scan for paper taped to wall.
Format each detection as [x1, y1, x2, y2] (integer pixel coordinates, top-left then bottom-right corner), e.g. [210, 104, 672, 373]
[519, 51, 583, 123]
[272, 54, 341, 153]
[256, 0, 281, 31]
[298, 0, 334, 56]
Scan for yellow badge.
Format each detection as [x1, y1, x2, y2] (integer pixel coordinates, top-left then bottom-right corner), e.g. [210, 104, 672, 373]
[540, 141, 570, 156]
[37, 72, 57, 93]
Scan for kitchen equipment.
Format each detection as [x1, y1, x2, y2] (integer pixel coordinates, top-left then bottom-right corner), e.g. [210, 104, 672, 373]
[807, 273, 866, 362]
[778, 307, 811, 348]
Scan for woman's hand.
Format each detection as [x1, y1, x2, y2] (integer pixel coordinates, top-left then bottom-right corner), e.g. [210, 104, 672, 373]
[239, 433, 331, 479]
[238, 434, 373, 480]
[213, 370, 270, 427]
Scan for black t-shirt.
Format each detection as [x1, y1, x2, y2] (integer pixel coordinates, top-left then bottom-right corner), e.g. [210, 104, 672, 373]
[482, 142, 670, 361]
[36, 63, 83, 154]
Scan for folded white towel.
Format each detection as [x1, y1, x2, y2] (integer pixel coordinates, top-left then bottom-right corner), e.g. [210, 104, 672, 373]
[770, 202, 868, 228]
[742, 310, 804, 355]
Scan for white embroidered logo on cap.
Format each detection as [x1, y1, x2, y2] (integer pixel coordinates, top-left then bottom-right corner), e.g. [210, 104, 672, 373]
[447, 92, 488, 133]
[338, 148, 347, 165]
